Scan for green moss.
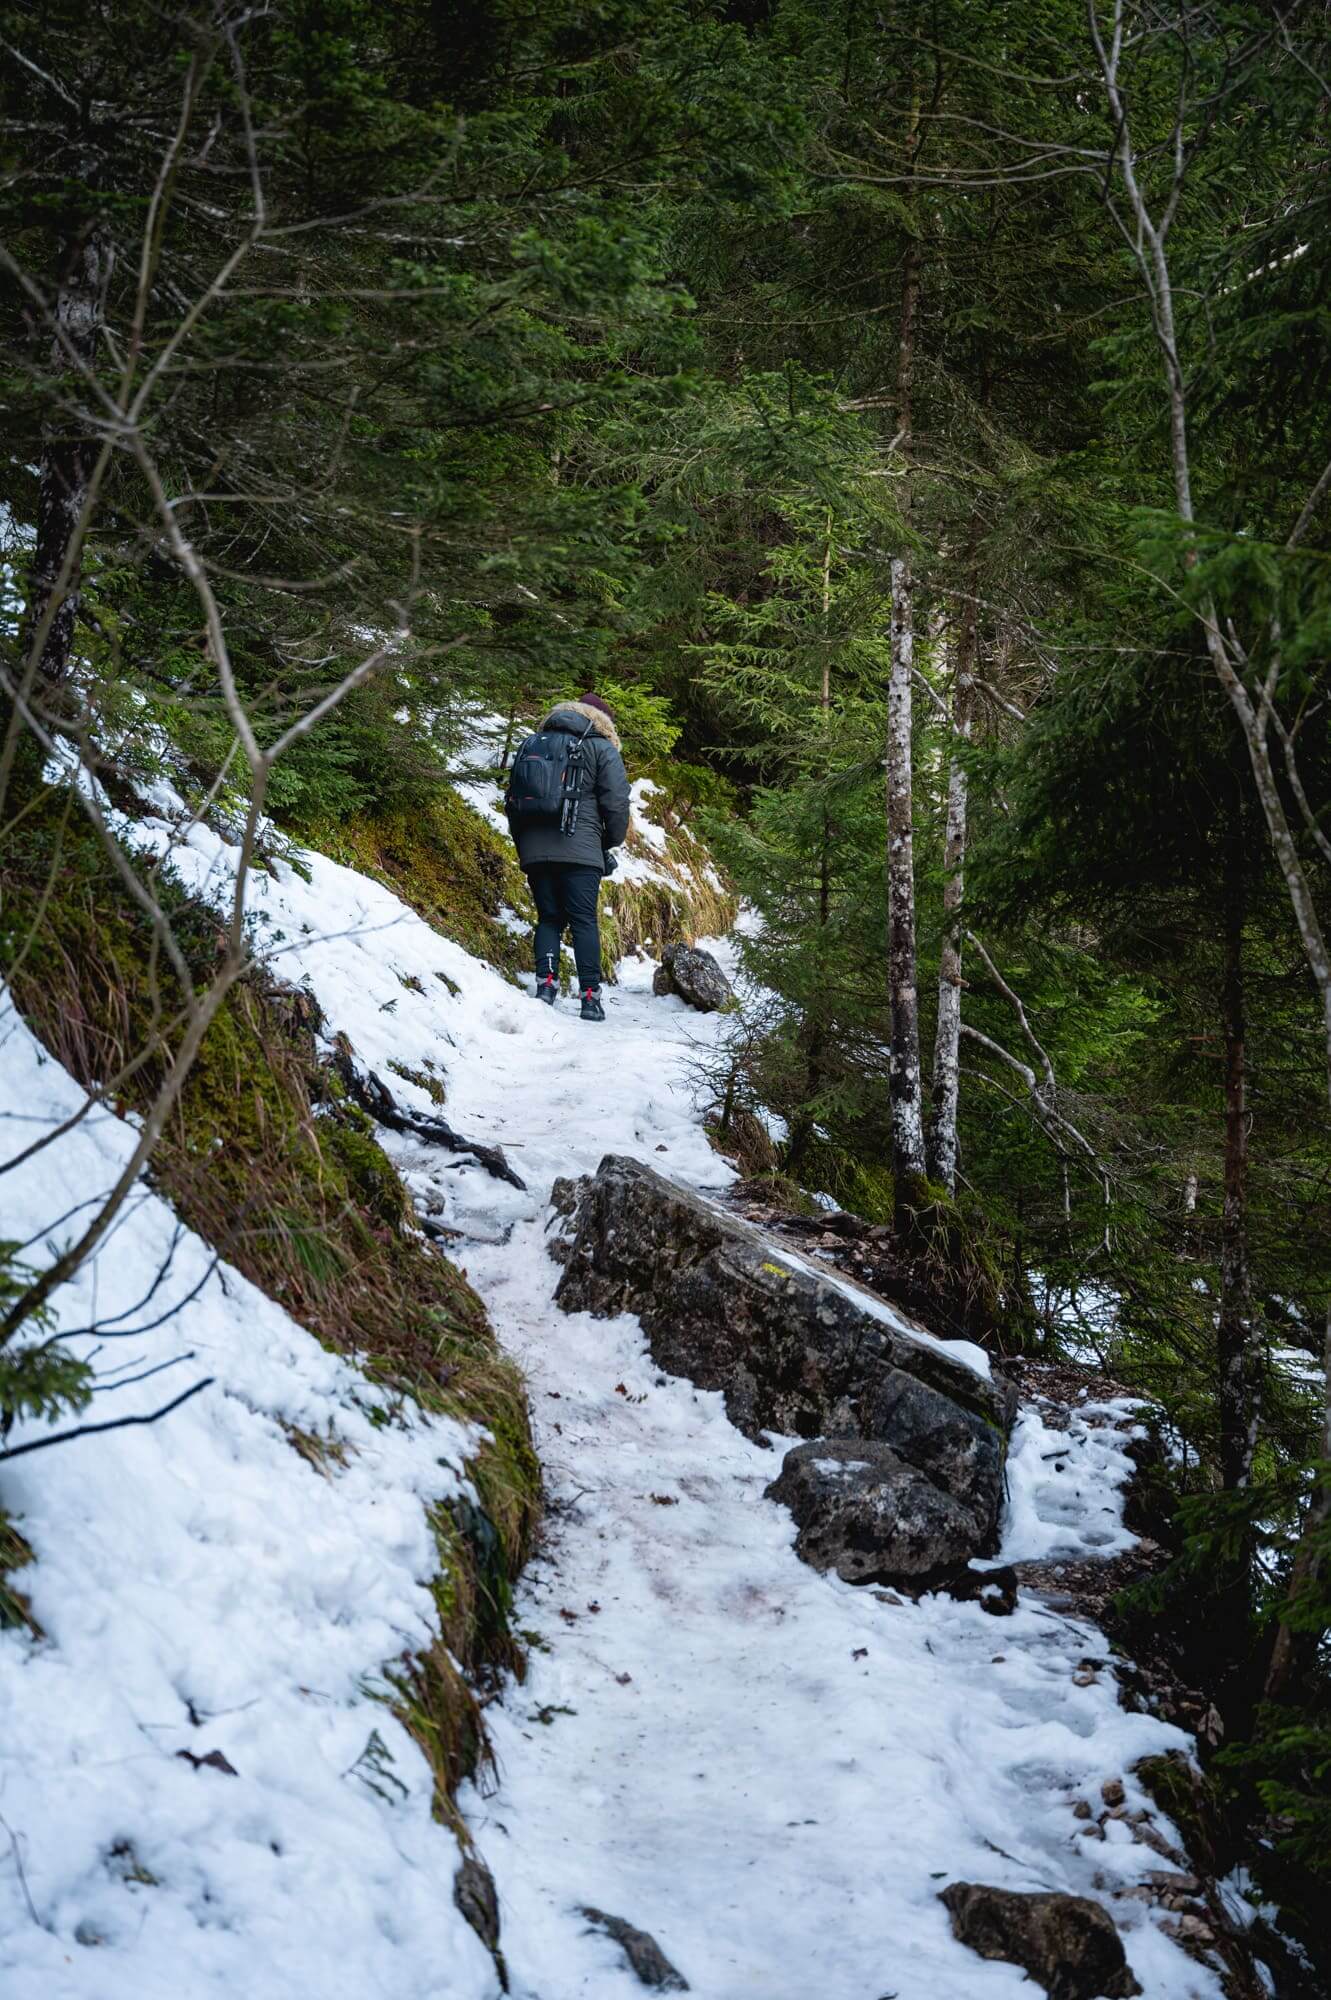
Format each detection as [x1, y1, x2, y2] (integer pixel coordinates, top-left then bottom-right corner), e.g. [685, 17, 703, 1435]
[1134, 1751, 1222, 1872]
[322, 1120, 415, 1229]
[387, 1057, 447, 1106]
[799, 1139, 897, 1226]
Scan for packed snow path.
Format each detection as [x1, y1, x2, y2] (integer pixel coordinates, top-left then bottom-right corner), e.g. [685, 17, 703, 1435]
[373, 953, 1221, 1999]
[1, 801, 1224, 2000]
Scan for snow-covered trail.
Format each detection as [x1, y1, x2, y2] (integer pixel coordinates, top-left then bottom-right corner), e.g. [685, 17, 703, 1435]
[379, 954, 1220, 2000]
[3, 786, 1222, 1999]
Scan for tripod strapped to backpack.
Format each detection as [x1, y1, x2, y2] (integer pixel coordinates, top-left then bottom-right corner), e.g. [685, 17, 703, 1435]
[558, 716, 596, 836]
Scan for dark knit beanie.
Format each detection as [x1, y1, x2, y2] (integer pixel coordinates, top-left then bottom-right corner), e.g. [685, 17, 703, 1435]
[578, 689, 614, 719]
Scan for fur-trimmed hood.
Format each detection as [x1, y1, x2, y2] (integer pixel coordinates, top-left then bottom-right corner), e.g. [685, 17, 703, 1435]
[541, 700, 622, 752]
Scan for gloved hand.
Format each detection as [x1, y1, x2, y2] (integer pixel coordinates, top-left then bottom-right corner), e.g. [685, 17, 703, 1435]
[602, 848, 619, 876]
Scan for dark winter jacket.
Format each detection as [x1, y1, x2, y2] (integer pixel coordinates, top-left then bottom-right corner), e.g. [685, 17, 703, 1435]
[506, 702, 631, 875]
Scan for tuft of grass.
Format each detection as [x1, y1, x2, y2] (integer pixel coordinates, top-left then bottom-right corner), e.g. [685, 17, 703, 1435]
[0, 1513, 40, 1636]
[706, 1106, 779, 1179]
[388, 1057, 448, 1107]
[377, 1642, 492, 1838]
[283, 1421, 354, 1478]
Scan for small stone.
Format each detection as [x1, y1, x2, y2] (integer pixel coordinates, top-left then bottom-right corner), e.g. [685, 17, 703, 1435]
[1163, 1913, 1215, 1945]
[581, 1907, 689, 1991]
[175, 1747, 237, 1776]
[455, 1855, 508, 1993]
[1101, 1778, 1126, 1808]
[454, 1855, 501, 1953]
[1144, 1870, 1200, 1896]
[1072, 1799, 1093, 1820]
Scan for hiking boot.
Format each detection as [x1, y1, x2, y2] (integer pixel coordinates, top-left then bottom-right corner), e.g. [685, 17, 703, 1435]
[579, 986, 606, 1022]
[536, 974, 558, 1006]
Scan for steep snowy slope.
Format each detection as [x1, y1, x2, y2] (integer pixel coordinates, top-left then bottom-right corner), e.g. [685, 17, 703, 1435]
[0, 1018, 498, 1999]
[1, 785, 1227, 1999]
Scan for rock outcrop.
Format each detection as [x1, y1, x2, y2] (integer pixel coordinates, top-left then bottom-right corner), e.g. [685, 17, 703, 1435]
[554, 1155, 1015, 1583]
[651, 941, 733, 1012]
[939, 1883, 1141, 1999]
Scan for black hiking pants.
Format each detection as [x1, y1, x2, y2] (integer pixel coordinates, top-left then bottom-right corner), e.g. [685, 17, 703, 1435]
[527, 861, 603, 990]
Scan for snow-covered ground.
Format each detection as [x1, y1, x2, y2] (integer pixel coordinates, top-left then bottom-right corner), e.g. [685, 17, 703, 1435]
[1, 786, 1225, 1998]
[0, 1020, 498, 1999]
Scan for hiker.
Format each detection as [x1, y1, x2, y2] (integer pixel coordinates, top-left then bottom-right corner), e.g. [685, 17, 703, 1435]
[504, 691, 630, 1021]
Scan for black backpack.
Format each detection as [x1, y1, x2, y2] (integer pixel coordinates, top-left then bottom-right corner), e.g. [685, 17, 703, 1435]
[505, 717, 596, 834]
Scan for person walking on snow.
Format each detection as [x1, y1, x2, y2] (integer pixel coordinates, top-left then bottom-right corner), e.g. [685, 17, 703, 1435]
[504, 691, 630, 1021]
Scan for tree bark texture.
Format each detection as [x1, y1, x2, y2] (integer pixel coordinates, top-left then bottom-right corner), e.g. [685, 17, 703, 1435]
[1264, 1302, 1331, 1705]
[927, 592, 976, 1191]
[887, 558, 926, 1191]
[886, 225, 926, 1201]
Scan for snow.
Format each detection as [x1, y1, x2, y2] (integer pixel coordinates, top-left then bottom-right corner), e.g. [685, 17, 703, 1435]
[1001, 1398, 1147, 1564]
[0, 1014, 498, 1998]
[1, 779, 1225, 1998]
[628, 778, 668, 852]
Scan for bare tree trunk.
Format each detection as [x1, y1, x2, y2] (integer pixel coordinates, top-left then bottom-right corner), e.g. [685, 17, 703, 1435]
[1264, 1302, 1331, 1704]
[788, 516, 836, 1179]
[927, 589, 976, 1191]
[886, 221, 927, 1210]
[1217, 853, 1260, 1493]
[25, 219, 112, 687]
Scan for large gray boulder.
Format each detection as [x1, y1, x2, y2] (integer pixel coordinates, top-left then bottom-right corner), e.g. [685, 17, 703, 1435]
[651, 941, 733, 1012]
[554, 1156, 1014, 1580]
[765, 1439, 991, 1585]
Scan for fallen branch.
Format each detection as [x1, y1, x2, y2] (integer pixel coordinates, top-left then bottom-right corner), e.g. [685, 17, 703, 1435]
[0, 1375, 214, 1461]
[333, 1051, 527, 1191]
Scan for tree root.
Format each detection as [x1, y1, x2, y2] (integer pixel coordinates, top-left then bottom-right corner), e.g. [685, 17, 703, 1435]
[332, 1049, 527, 1191]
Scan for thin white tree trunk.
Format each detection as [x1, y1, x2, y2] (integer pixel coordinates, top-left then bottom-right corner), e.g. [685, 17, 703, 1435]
[887, 549, 926, 1190]
[927, 600, 976, 1191]
[885, 157, 927, 1203]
